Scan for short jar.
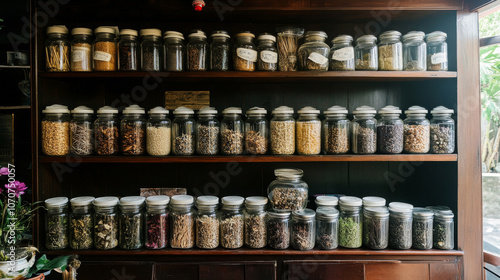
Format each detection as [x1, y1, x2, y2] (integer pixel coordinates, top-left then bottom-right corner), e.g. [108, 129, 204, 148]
[195, 196, 220, 249]
[404, 106, 430, 154]
[330, 35, 355, 71]
[244, 196, 268, 249]
[93, 196, 119, 250]
[92, 26, 117, 71]
[145, 195, 170, 249]
[298, 31, 329, 71]
[118, 29, 139, 71]
[270, 106, 295, 155]
[245, 107, 268, 155]
[412, 207, 434, 250]
[257, 33, 278, 71]
[316, 208, 339, 250]
[426, 31, 448, 71]
[315, 195, 339, 211]
[338, 196, 363, 248]
[163, 31, 185, 72]
[268, 168, 308, 212]
[434, 210, 454, 250]
[377, 105, 404, 154]
[292, 209, 316, 250]
[403, 31, 426, 71]
[121, 105, 146, 156]
[146, 106, 171, 156]
[221, 107, 244, 155]
[220, 196, 245, 249]
[42, 104, 70, 156]
[352, 106, 377, 154]
[69, 196, 94, 250]
[267, 210, 291, 249]
[355, 35, 378, 70]
[170, 195, 196, 249]
[119, 196, 145, 250]
[45, 197, 69, 250]
[363, 206, 389, 250]
[46, 25, 70, 72]
[140, 28, 162, 71]
[172, 107, 196, 156]
[70, 27, 92, 72]
[389, 202, 414, 250]
[430, 106, 455, 154]
[323, 105, 350, 154]
[362, 196, 386, 208]
[233, 32, 257, 71]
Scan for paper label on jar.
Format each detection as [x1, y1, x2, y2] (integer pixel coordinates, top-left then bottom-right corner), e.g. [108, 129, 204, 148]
[332, 47, 354, 61]
[93, 51, 112, 62]
[237, 48, 258, 62]
[308, 52, 329, 65]
[71, 46, 90, 62]
[431, 52, 447, 64]
[260, 50, 278, 63]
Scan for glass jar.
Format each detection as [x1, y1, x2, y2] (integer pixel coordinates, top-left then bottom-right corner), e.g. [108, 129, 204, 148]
[404, 106, 430, 154]
[46, 25, 70, 72]
[426, 31, 448, 71]
[377, 105, 404, 154]
[363, 206, 389, 250]
[121, 105, 146, 156]
[323, 106, 350, 154]
[195, 196, 219, 249]
[147, 106, 171, 156]
[292, 209, 316, 250]
[70, 106, 94, 156]
[276, 27, 304, 71]
[330, 35, 355, 71]
[187, 30, 208, 71]
[145, 195, 170, 249]
[220, 196, 245, 249]
[316, 208, 339, 250]
[93, 26, 117, 71]
[257, 33, 278, 71]
[268, 168, 308, 212]
[94, 106, 120, 155]
[315, 196, 338, 211]
[434, 210, 454, 249]
[267, 210, 291, 249]
[403, 31, 426, 71]
[210, 30, 230, 71]
[362, 196, 386, 207]
[221, 107, 244, 155]
[270, 106, 295, 155]
[69, 196, 94, 250]
[245, 107, 268, 155]
[163, 31, 185, 72]
[70, 27, 92, 72]
[93, 196, 119, 250]
[355, 35, 378, 70]
[430, 106, 455, 154]
[352, 106, 377, 154]
[389, 202, 414, 249]
[298, 31, 329, 71]
[42, 104, 70, 156]
[378, 30, 402, 71]
[172, 107, 196, 155]
[412, 207, 434, 250]
[296, 106, 321, 155]
[45, 197, 69, 250]
[140, 28, 162, 71]
[196, 107, 219, 155]
[244, 196, 268, 249]
[338, 196, 363, 248]
[118, 29, 138, 71]
[234, 32, 257, 71]
[119, 196, 145, 250]
[170, 195, 195, 249]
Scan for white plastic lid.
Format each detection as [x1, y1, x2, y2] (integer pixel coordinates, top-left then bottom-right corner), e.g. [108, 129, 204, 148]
[353, 105, 376, 115]
[268, 210, 291, 218]
[95, 26, 117, 35]
[380, 30, 402, 40]
[257, 34, 276, 42]
[93, 196, 119, 207]
[222, 196, 245, 206]
[164, 31, 184, 40]
[426, 31, 447, 42]
[362, 196, 386, 207]
[364, 206, 390, 217]
[120, 196, 146, 206]
[339, 196, 362, 207]
[173, 106, 194, 115]
[388, 202, 414, 212]
[272, 106, 294, 115]
[316, 207, 339, 219]
[413, 207, 434, 217]
[188, 30, 207, 39]
[148, 106, 169, 115]
[275, 168, 303, 177]
[123, 104, 145, 115]
[402, 31, 425, 41]
[196, 195, 219, 205]
[171, 195, 194, 205]
[431, 106, 454, 115]
[97, 106, 119, 114]
[120, 29, 138, 37]
[45, 197, 68, 207]
[247, 107, 267, 115]
[245, 196, 268, 206]
[47, 25, 68, 35]
[71, 106, 94, 114]
[324, 105, 348, 115]
[357, 34, 377, 43]
[43, 104, 70, 114]
[70, 196, 95, 206]
[146, 195, 170, 205]
[293, 208, 316, 219]
[71, 27, 92, 36]
[198, 107, 218, 115]
[222, 107, 242, 115]
[405, 105, 428, 115]
[315, 196, 339, 207]
[140, 28, 162, 37]
[298, 106, 320, 115]
[378, 105, 401, 115]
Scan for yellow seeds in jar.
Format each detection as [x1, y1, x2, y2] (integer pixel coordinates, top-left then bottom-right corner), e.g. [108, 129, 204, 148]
[271, 121, 295, 155]
[296, 122, 321, 155]
[42, 121, 70, 156]
[147, 126, 171, 156]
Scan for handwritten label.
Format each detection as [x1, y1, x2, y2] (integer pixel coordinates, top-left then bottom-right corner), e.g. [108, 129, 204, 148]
[71, 46, 90, 62]
[237, 48, 258, 62]
[332, 47, 354, 61]
[308, 52, 328, 65]
[431, 52, 447, 64]
[93, 51, 112, 62]
[260, 51, 278, 64]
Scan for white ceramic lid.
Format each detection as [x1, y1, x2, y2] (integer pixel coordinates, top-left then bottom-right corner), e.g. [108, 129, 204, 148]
[171, 195, 194, 205]
[123, 104, 145, 115]
[140, 28, 162, 37]
[378, 105, 401, 115]
[293, 208, 316, 219]
[315, 196, 339, 207]
[379, 30, 402, 40]
[362, 196, 386, 207]
[47, 25, 68, 35]
[357, 35, 377, 43]
[222, 196, 245, 206]
[146, 195, 170, 205]
[120, 29, 138, 37]
[332, 34, 353, 44]
[272, 106, 294, 115]
[196, 195, 219, 205]
[405, 105, 428, 115]
[316, 207, 339, 219]
[71, 27, 92, 36]
[431, 106, 454, 115]
[120, 196, 146, 206]
[324, 105, 348, 115]
[173, 106, 194, 115]
[388, 202, 414, 212]
[353, 105, 376, 115]
[198, 107, 218, 115]
[188, 30, 207, 39]
[164, 31, 184, 40]
[70, 196, 95, 206]
[257, 34, 276, 42]
[426, 31, 447, 42]
[97, 106, 118, 114]
[298, 106, 320, 115]
[402, 31, 425, 41]
[71, 106, 94, 114]
[275, 168, 303, 177]
[339, 196, 362, 207]
[434, 210, 454, 219]
[95, 26, 117, 35]
[245, 196, 268, 206]
[45, 197, 68, 207]
[43, 104, 70, 114]
[247, 107, 267, 115]
[222, 107, 242, 115]
[93, 196, 119, 207]
[148, 106, 169, 115]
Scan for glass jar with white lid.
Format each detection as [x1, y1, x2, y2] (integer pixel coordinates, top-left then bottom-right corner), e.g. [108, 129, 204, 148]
[121, 105, 146, 156]
[45, 197, 69, 250]
[389, 202, 414, 249]
[352, 106, 377, 154]
[270, 106, 295, 155]
[195, 196, 219, 249]
[316, 207, 339, 250]
[323, 105, 350, 154]
[377, 105, 404, 154]
[378, 30, 403, 71]
[330, 35, 355, 71]
[315, 196, 339, 210]
[118, 29, 138, 71]
[70, 27, 92, 72]
[355, 35, 378, 70]
[268, 168, 308, 212]
[220, 196, 245, 249]
[362, 196, 386, 207]
[119, 196, 145, 250]
[210, 30, 230, 71]
[245, 107, 268, 155]
[297, 106, 321, 155]
[257, 33, 278, 71]
[69, 196, 95, 250]
[426, 31, 448, 71]
[403, 31, 426, 71]
[412, 207, 434, 250]
[93, 196, 119, 250]
[170, 195, 195, 249]
[172, 107, 196, 155]
[221, 107, 244, 155]
[46, 25, 70, 72]
[430, 106, 455, 154]
[163, 31, 185, 72]
[292, 209, 316, 251]
[94, 106, 120, 156]
[433, 209, 454, 249]
[70, 106, 94, 156]
[338, 196, 363, 248]
[244, 196, 268, 249]
[92, 26, 117, 71]
[404, 105, 430, 154]
[147, 107, 171, 156]
[298, 31, 330, 71]
[363, 206, 389, 249]
[187, 30, 208, 71]
[196, 107, 220, 155]
[42, 104, 71, 156]
[233, 32, 257, 71]
[145, 195, 170, 249]
[140, 28, 162, 71]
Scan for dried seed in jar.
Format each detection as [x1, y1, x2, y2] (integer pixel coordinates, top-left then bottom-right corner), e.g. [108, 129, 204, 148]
[377, 124, 403, 154]
[404, 125, 430, 153]
[355, 127, 377, 154]
[271, 188, 307, 211]
[221, 129, 243, 155]
[245, 214, 267, 248]
[95, 125, 119, 155]
[42, 121, 70, 156]
[296, 122, 321, 155]
[197, 125, 219, 155]
[220, 215, 244, 249]
[121, 123, 145, 156]
[93, 41, 117, 71]
[325, 127, 349, 154]
[196, 215, 219, 249]
[271, 121, 295, 155]
[431, 125, 454, 154]
[171, 213, 195, 249]
[147, 127, 171, 156]
[245, 131, 267, 155]
[173, 134, 195, 155]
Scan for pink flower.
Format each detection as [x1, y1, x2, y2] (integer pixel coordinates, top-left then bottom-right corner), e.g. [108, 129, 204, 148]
[0, 167, 9, 176]
[5, 181, 27, 198]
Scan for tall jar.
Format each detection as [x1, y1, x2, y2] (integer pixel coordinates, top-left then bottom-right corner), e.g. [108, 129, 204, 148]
[118, 29, 138, 71]
[292, 209, 316, 250]
[355, 35, 378, 70]
[267, 210, 291, 249]
[210, 30, 230, 71]
[119, 196, 145, 250]
[403, 31, 426, 71]
[93, 26, 117, 71]
[45, 197, 69, 250]
[69, 196, 94, 250]
[389, 202, 414, 249]
[338, 196, 363, 248]
[140, 28, 162, 71]
[257, 33, 278, 71]
[377, 105, 404, 154]
[430, 106, 455, 154]
[196, 107, 219, 155]
[245, 107, 268, 155]
[234, 32, 257, 71]
[220, 196, 245, 249]
[70, 27, 92, 72]
[270, 106, 295, 155]
[315, 196, 338, 211]
[172, 107, 196, 156]
[93, 196, 119, 250]
[187, 30, 208, 71]
[363, 206, 389, 250]
[316, 208, 339, 250]
[378, 30, 402, 71]
[94, 106, 120, 155]
[163, 31, 185, 72]
[323, 106, 350, 154]
[362, 196, 386, 208]
[426, 31, 448, 71]
[296, 106, 321, 155]
[146, 106, 171, 156]
[404, 106, 430, 154]
[244, 196, 268, 249]
[145, 195, 170, 249]
[298, 31, 329, 71]
[121, 105, 146, 156]
[276, 27, 304, 71]
[434, 210, 454, 249]
[70, 106, 94, 156]
[170, 195, 195, 249]
[46, 25, 70, 72]
[352, 106, 377, 154]
[268, 168, 308, 212]
[330, 35, 355, 71]
[42, 104, 70, 156]
[195, 196, 219, 249]
[220, 107, 244, 155]
[412, 207, 434, 250]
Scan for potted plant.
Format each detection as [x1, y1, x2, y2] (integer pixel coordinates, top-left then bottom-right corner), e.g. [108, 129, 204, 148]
[24, 254, 71, 280]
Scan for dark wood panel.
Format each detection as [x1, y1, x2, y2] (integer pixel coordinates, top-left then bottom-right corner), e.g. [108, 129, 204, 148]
[154, 263, 199, 280]
[284, 261, 364, 280]
[77, 261, 153, 279]
[430, 262, 461, 280]
[313, 0, 462, 10]
[364, 263, 430, 280]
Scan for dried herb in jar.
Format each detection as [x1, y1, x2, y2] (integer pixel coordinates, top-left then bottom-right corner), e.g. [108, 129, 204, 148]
[197, 126, 219, 155]
[221, 129, 244, 155]
[363, 215, 388, 250]
[245, 214, 267, 248]
[120, 214, 142, 249]
[404, 125, 430, 153]
[316, 221, 338, 250]
[291, 221, 314, 250]
[196, 215, 219, 249]
[339, 217, 362, 248]
[413, 219, 433, 250]
[431, 125, 454, 154]
[95, 125, 119, 155]
[94, 213, 118, 250]
[270, 121, 295, 155]
[389, 216, 412, 249]
[271, 188, 307, 211]
[70, 122, 93, 155]
[46, 215, 68, 250]
[173, 134, 195, 155]
[245, 131, 267, 155]
[220, 216, 244, 249]
[171, 213, 195, 249]
[121, 123, 145, 155]
[145, 213, 168, 249]
[42, 121, 70, 156]
[268, 219, 290, 249]
[70, 216, 93, 249]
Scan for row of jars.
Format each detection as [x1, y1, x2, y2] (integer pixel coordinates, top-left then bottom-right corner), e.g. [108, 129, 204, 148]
[45, 25, 448, 73]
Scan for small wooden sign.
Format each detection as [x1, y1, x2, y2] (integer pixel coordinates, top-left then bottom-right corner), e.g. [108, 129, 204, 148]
[140, 188, 187, 197]
[165, 91, 210, 110]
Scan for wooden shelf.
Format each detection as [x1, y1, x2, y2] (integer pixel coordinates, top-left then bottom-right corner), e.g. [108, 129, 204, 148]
[39, 154, 458, 163]
[0, 105, 31, 110]
[0, 65, 30, 69]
